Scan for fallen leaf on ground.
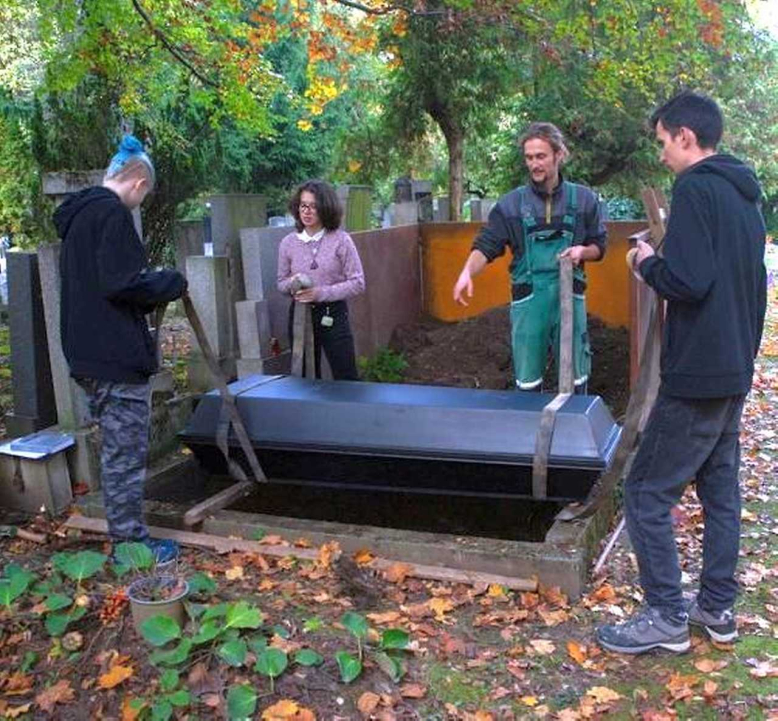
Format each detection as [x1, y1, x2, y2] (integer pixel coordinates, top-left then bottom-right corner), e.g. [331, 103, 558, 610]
[262, 698, 316, 720]
[528, 639, 555, 655]
[98, 664, 134, 689]
[585, 686, 623, 703]
[567, 640, 588, 665]
[2, 672, 34, 695]
[520, 695, 539, 706]
[428, 597, 455, 622]
[317, 541, 340, 569]
[694, 658, 729, 673]
[383, 562, 414, 584]
[367, 611, 401, 625]
[538, 608, 569, 626]
[35, 680, 75, 713]
[354, 548, 374, 565]
[749, 660, 778, 678]
[259, 535, 287, 546]
[121, 697, 144, 721]
[225, 565, 244, 581]
[399, 683, 427, 698]
[0, 702, 32, 719]
[357, 692, 381, 714]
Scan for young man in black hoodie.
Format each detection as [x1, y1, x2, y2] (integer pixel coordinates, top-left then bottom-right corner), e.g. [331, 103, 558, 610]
[597, 92, 767, 654]
[55, 136, 187, 562]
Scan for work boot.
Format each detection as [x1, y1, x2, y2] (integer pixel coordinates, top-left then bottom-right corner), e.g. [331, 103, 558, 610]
[687, 596, 738, 643]
[596, 606, 690, 654]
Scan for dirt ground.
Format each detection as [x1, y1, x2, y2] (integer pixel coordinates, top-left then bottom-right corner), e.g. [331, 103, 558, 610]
[390, 306, 630, 419]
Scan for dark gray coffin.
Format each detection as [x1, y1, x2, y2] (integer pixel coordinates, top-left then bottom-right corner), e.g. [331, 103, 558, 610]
[180, 374, 621, 502]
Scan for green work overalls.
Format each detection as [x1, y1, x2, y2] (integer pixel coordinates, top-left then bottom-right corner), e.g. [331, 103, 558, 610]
[508, 182, 591, 391]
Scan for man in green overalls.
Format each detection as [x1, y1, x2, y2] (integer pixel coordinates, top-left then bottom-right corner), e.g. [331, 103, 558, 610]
[453, 122, 606, 392]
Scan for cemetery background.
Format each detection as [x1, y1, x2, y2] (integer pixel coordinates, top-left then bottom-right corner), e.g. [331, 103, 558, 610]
[0, 0, 777, 719]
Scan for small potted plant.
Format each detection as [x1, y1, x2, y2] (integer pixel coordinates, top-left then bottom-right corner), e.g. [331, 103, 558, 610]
[115, 542, 189, 633]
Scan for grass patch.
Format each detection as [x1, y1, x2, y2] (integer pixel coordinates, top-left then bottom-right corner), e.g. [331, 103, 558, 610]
[426, 662, 489, 706]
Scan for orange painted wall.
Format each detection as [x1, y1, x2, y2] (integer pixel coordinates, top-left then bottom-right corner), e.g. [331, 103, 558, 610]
[420, 220, 647, 329]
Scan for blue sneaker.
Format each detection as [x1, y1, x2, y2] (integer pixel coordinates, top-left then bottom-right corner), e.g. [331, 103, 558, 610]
[146, 539, 180, 568]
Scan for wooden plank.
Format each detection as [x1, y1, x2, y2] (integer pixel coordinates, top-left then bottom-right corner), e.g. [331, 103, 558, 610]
[183, 480, 254, 528]
[64, 515, 537, 591]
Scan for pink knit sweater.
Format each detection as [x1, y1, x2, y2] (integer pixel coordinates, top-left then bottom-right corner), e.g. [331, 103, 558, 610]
[276, 228, 366, 302]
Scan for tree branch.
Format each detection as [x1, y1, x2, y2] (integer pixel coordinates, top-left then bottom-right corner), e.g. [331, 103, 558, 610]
[130, 0, 219, 88]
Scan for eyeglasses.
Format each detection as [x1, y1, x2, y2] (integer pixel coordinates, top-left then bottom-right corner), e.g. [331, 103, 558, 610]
[300, 202, 317, 211]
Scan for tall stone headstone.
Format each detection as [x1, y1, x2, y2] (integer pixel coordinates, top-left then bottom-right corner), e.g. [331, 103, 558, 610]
[186, 255, 234, 390]
[208, 194, 267, 365]
[174, 220, 205, 277]
[4, 252, 57, 437]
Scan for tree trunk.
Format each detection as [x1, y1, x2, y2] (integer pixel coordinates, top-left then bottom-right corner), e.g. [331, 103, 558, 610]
[445, 127, 464, 221]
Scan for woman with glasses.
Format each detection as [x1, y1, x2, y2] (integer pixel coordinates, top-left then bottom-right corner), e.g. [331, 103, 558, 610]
[277, 179, 365, 380]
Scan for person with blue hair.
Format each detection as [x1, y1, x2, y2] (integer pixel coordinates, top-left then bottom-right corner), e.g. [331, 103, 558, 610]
[55, 135, 186, 565]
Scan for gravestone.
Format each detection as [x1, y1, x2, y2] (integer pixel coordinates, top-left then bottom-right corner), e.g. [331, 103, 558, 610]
[174, 220, 205, 277]
[208, 194, 267, 366]
[186, 255, 234, 390]
[4, 252, 57, 437]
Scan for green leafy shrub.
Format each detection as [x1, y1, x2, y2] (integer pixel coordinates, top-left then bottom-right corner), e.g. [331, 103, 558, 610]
[358, 347, 408, 383]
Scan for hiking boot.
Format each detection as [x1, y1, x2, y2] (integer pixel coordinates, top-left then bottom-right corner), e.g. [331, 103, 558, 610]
[596, 606, 690, 654]
[687, 597, 738, 643]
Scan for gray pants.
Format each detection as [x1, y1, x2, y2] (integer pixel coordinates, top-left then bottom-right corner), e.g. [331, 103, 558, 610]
[78, 379, 152, 543]
[625, 393, 745, 616]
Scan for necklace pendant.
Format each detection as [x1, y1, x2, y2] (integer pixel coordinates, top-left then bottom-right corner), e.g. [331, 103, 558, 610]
[310, 260, 318, 270]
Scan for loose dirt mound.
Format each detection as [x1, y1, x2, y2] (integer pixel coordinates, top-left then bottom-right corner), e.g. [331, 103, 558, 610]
[390, 305, 630, 419]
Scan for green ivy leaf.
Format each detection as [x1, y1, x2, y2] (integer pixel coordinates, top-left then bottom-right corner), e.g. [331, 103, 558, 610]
[20, 651, 38, 673]
[52, 551, 107, 582]
[341, 611, 368, 639]
[44, 606, 86, 637]
[217, 639, 247, 667]
[159, 669, 179, 692]
[201, 602, 228, 623]
[140, 615, 181, 647]
[44, 594, 72, 612]
[380, 628, 409, 650]
[254, 648, 288, 679]
[187, 572, 217, 595]
[335, 651, 362, 683]
[113, 542, 154, 571]
[191, 619, 222, 645]
[227, 684, 257, 720]
[271, 624, 290, 639]
[166, 689, 190, 707]
[149, 639, 192, 667]
[224, 601, 263, 630]
[294, 648, 324, 667]
[373, 650, 405, 682]
[151, 700, 173, 721]
[247, 634, 268, 655]
[0, 564, 35, 606]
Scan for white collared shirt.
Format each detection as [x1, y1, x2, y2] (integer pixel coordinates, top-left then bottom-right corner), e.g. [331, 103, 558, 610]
[296, 228, 325, 243]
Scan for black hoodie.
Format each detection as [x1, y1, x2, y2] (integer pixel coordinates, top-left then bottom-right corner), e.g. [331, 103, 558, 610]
[54, 187, 186, 383]
[639, 154, 767, 398]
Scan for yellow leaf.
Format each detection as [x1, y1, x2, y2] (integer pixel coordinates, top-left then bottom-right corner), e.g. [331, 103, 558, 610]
[487, 584, 507, 598]
[528, 639, 556, 655]
[258, 579, 277, 592]
[520, 695, 539, 706]
[225, 565, 244, 581]
[567, 640, 588, 665]
[353, 548, 374, 565]
[357, 692, 381, 714]
[317, 540, 340, 569]
[0, 702, 32, 719]
[348, 159, 363, 173]
[585, 685, 623, 703]
[428, 597, 455, 621]
[98, 664, 134, 690]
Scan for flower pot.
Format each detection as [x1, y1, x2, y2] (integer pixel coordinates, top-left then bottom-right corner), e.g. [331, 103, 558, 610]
[127, 575, 189, 633]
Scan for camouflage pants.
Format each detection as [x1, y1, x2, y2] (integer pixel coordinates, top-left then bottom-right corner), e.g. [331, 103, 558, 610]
[78, 379, 151, 543]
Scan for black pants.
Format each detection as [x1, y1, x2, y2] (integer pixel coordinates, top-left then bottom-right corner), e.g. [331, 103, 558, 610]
[625, 393, 745, 615]
[287, 300, 359, 381]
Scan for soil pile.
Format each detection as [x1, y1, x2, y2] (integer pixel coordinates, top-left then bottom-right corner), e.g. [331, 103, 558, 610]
[390, 305, 630, 419]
